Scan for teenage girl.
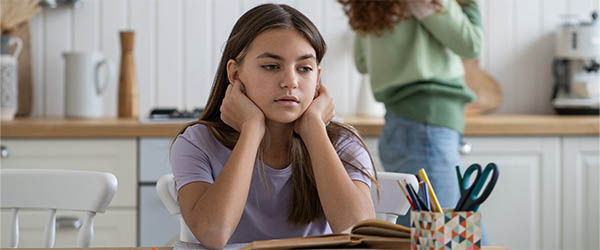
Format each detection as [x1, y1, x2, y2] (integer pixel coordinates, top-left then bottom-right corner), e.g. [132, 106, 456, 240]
[170, 4, 378, 249]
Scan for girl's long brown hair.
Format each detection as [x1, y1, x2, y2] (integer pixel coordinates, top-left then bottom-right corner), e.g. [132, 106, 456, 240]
[338, 0, 472, 35]
[173, 3, 378, 225]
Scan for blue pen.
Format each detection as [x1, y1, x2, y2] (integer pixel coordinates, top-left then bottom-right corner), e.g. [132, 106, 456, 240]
[422, 182, 430, 211]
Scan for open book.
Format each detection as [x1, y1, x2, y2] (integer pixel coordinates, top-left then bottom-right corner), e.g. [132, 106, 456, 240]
[239, 219, 411, 249]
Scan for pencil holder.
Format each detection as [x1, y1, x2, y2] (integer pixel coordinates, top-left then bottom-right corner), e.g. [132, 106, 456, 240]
[410, 209, 482, 250]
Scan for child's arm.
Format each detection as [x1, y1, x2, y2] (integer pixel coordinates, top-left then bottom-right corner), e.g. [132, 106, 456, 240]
[176, 82, 265, 249]
[353, 36, 368, 74]
[414, 0, 484, 59]
[295, 85, 376, 233]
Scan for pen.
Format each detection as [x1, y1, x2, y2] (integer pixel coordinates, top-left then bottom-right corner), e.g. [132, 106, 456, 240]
[418, 168, 443, 212]
[406, 180, 428, 211]
[421, 182, 430, 211]
[397, 180, 416, 210]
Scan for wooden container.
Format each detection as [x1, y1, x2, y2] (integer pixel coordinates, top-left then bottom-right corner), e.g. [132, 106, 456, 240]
[118, 31, 138, 118]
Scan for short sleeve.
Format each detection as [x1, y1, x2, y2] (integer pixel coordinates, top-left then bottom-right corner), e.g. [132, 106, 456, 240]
[336, 135, 375, 188]
[170, 132, 214, 190]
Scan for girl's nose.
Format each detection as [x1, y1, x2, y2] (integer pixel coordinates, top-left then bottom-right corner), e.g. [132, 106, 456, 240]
[280, 68, 299, 89]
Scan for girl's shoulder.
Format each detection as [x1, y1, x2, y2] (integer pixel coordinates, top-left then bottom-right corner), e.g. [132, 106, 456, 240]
[333, 125, 366, 155]
[175, 123, 222, 152]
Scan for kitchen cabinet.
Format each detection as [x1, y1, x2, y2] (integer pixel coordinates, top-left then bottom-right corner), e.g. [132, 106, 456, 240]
[561, 137, 599, 250]
[0, 209, 136, 247]
[460, 137, 561, 250]
[0, 139, 137, 247]
[366, 135, 599, 250]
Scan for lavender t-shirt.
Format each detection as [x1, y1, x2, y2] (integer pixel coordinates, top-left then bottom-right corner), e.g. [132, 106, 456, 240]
[170, 124, 373, 244]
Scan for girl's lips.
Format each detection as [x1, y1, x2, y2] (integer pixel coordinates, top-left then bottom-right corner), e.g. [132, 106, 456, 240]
[275, 100, 299, 107]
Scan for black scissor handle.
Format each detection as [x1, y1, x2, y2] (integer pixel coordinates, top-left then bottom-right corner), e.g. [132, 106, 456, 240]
[463, 163, 499, 211]
[455, 164, 482, 211]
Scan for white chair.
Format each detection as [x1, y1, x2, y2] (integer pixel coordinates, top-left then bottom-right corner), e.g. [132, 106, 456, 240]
[370, 172, 419, 223]
[156, 172, 417, 243]
[0, 169, 118, 248]
[156, 174, 199, 243]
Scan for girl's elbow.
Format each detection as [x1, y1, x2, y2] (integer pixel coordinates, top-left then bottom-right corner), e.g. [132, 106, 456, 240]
[462, 42, 483, 59]
[196, 228, 231, 249]
[190, 223, 233, 249]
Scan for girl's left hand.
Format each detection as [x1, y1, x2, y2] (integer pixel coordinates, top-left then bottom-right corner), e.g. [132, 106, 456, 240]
[294, 84, 335, 137]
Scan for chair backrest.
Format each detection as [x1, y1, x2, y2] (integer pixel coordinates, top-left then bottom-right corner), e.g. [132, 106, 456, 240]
[370, 172, 419, 223]
[0, 169, 118, 248]
[156, 172, 417, 243]
[156, 174, 199, 243]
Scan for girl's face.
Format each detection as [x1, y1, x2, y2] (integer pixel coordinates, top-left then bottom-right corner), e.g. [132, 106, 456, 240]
[228, 28, 321, 124]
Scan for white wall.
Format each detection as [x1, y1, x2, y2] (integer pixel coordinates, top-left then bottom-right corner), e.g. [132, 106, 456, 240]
[28, 0, 600, 118]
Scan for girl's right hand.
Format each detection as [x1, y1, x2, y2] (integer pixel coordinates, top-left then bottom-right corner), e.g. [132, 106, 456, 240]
[220, 80, 265, 134]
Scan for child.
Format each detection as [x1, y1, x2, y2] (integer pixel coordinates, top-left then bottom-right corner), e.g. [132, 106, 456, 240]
[170, 4, 378, 249]
[339, 0, 482, 223]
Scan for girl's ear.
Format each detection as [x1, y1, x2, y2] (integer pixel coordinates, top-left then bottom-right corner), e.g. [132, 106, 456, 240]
[317, 66, 322, 84]
[226, 59, 240, 84]
[314, 66, 322, 98]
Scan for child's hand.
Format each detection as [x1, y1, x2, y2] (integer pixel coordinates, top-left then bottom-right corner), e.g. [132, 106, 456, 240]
[220, 80, 265, 133]
[408, 0, 445, 19]
[294, 84, 335, 137]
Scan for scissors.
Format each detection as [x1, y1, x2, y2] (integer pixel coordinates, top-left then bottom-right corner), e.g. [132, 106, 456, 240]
[454, 163, 499, 211]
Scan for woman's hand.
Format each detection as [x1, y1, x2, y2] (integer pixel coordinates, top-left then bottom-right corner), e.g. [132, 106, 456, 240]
[220, 80, 266, 134]
[294, 84, 335, 137]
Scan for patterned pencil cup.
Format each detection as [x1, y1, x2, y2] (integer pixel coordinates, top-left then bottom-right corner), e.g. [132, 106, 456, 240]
[410, 210, 482, 250]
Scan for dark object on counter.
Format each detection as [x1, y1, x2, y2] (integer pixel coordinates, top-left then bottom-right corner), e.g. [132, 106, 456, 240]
[554, 107, 600, 115]
[149, 108, 203, 120]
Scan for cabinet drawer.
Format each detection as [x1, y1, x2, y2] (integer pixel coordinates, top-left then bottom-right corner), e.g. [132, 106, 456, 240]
[139, 138, 173, 182]
[0, 208, 136, 247]
[0, 139, 137, 207]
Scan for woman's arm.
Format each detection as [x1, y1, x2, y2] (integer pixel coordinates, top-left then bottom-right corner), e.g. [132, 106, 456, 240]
[177, 81, 265, 249]
[295, 85, 375, 232]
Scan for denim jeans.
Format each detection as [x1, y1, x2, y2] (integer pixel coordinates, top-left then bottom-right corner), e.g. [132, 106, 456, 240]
[377, 113, 489, 245]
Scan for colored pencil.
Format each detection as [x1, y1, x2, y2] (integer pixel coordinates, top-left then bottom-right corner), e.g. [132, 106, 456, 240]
[418, 168, 443, 212]
[397, 179, 415, 210]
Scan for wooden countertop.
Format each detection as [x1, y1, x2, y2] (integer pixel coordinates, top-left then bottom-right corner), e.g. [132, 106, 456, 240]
[0, 115, 598, 138]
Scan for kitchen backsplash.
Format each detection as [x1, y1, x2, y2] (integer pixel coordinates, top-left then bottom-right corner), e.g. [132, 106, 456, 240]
[28, 0, 599, 117]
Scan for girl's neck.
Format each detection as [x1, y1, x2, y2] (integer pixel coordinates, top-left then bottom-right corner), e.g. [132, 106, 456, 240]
[262, 120, 294, 169]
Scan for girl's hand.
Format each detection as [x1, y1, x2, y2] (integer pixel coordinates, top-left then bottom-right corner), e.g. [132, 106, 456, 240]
[294, 84, 335, 137]
[220, 80, 265, 134]
[408, 0, 445, 19]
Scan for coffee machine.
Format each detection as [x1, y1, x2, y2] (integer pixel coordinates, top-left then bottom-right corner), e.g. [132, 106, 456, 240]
[552, 11, 600, 115]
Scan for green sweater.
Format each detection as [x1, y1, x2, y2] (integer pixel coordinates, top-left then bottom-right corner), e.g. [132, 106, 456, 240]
[353, 0, 483, 132]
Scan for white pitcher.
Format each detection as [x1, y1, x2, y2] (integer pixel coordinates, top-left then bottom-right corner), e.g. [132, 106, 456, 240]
[63, 51, 113, 118]
[0, 36, 23, 120]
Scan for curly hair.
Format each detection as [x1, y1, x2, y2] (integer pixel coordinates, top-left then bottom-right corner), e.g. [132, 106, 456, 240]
[339, 0, 471, 35]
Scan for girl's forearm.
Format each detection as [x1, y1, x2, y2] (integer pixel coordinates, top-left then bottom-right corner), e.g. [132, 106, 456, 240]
[190, 122, 264, 246]
[301, 121, 375, 232]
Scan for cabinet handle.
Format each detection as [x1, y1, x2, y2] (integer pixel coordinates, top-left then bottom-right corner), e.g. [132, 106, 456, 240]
[1, 145, 7, 158]
[56, 216, 82, 229]
[459, 141, 472, 155]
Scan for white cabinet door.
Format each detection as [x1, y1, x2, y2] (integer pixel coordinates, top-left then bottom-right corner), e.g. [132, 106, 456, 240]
[0, 139, 138, 247]
[0, 208, 136, 247]
[562, 136, 600, 250]
[461, 137, 561, 250]
[0, 139, 137, 207]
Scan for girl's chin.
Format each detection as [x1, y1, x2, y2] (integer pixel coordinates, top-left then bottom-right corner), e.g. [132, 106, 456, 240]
[264, 113, 302, 124]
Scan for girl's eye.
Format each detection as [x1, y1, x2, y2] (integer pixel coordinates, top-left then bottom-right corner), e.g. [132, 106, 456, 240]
[299, 66, 313, 72]
[262, 64, 279, 70]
